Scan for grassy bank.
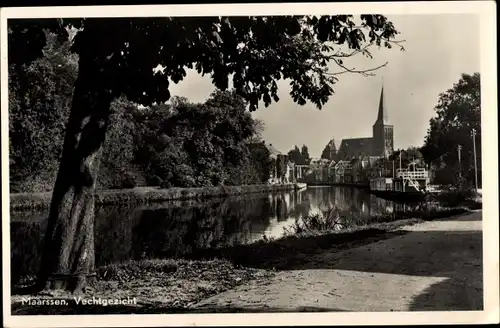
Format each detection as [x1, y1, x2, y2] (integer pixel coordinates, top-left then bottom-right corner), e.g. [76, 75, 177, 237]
[10, 184, 295, 211]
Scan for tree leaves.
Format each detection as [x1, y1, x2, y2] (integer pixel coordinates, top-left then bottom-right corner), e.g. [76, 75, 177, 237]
[9, 32, 78, 192]
[421, 73, 481, 186]
[9, 15, 400, 111]
[8, 30, 268, 190]
[8, 19, 70, 67]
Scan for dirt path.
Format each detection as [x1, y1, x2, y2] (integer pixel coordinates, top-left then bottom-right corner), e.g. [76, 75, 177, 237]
[192, 211, 483, 312]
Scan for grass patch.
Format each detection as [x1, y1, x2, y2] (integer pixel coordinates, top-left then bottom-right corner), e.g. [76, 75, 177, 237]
[11, 258, 274, 314]
[282, 206, 471, 237]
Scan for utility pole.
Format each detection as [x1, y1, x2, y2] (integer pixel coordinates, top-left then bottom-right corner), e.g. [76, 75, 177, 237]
[399, 150, 402, 171]
[472, 128, 479, 191]
[399, 150, 404, 193]
[457, 145, 462, 179]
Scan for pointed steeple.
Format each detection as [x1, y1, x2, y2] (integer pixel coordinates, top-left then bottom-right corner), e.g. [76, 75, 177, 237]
[330, 136, 338, 152]
[375, 83, 390, 125]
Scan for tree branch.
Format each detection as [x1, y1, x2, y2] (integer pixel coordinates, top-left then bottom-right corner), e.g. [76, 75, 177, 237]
[329, 43, 373, 58]
[327, 37, 405, 60]
[321, 36, 405, 77]
[326, 59, 389, 77]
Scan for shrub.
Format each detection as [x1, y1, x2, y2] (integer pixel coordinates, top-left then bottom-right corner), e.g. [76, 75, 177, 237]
[283, 204, 470, 237]
[121, 173, 137, 189]
[283, 207, 361, 236]
[437, 177, 477, 207]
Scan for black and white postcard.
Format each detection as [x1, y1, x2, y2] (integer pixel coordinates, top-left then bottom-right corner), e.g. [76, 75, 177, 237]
[1, 2, 498, 327]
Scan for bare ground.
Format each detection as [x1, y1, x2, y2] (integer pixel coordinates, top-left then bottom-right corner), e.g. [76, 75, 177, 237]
[192, 211, 483, 312]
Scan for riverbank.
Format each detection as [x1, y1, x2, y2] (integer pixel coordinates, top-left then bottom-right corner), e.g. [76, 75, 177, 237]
[193, 210, 483, 312]
[369, 189, 427, 202]
[305, 182, 369, 188]
[10, 207, 473, 314]
[10, 184, 298, 211]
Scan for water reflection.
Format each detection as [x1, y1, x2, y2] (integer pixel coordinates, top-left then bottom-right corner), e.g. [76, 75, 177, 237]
[10, 186, 407, 283]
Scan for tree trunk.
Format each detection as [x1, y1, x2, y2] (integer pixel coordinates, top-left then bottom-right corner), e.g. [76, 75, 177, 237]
[35, 53, 114, 294]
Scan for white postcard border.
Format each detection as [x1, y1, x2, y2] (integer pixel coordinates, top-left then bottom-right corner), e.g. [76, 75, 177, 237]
[1, 1, 498, 326]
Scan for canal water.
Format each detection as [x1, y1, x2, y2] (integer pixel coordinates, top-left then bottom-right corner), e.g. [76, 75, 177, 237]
[10, 186, 408, 283]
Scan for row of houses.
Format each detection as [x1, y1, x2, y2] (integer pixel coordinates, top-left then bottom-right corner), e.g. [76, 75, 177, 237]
[264, 143, 425, 186]
[304, 156, 394, 185]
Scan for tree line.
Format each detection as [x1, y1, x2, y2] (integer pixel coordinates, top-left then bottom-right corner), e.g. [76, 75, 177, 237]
[287, 145, 311, 165]
[389, 73, 481, 189]
[421, 72, 481, 188]
[9, 31, 273, 193]
[9, 15, 402, 293]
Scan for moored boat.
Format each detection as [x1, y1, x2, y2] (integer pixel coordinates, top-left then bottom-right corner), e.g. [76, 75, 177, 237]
[294, 182, 307, 190]
[368, 162, 434, 201]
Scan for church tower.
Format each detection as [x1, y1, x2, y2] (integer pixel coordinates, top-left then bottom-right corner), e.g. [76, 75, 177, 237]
[372, 85, 394, 158]
[329, 137, 338, 161]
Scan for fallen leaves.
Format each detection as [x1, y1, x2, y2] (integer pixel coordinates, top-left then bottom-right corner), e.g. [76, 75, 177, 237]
[11, 258, 275, 314]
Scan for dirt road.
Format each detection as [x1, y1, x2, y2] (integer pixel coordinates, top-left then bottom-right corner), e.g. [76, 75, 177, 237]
[193, 211, 483, 312]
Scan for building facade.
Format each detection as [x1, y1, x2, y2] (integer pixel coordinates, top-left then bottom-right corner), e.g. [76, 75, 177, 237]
[326, 86, 394, 161]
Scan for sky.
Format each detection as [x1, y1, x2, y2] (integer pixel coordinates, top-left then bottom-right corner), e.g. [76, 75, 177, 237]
[167, 14, 480, 158]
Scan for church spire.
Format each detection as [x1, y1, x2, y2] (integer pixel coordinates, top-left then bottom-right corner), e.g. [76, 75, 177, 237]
[330, 136, 337, 152]
[376, 83, 390, 125]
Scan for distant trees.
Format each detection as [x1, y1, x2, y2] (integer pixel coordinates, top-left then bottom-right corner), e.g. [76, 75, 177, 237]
[275, 154, 289, 182]
[287, 144, 311, 165]
[389, 146, 424, 168]
[247, 142, 273, 184]
[301, 145, 311, 164]
[134, 90, 270, 187]
[420, 73, 481, 186]
[98, 97, 146, 189]
[9, 32, 77, 192]
[287, 146, 302, 164]
[9, 55, 272, 191]
[8, 33, 148, 192]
